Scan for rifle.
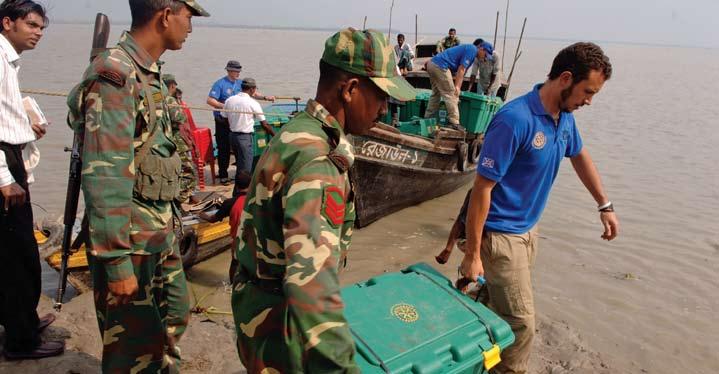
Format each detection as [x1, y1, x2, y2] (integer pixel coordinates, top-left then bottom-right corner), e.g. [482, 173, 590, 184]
[54, 13, 110, 311]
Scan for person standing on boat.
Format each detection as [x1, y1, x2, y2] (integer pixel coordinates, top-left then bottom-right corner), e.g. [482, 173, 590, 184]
[436, 27, 460, 54]
[164, 73, 198, 205]
[395, 33, 414, 75]
[458, 42, 620, 374]
[221, 77, 275, 194]
[424, 39, 484, 130]
[0, 0, 64, 360]
[231, 27, 416, 373]
[66, 1, 209, 372]
[207, 60, 275, 185]
[468, 41, 502, 96]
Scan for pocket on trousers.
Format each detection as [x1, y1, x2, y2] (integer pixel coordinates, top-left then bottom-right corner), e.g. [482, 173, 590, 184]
[488, 274, 532, 316]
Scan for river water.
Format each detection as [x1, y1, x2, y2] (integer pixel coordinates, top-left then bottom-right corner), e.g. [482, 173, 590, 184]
[17, 24, 719, 373]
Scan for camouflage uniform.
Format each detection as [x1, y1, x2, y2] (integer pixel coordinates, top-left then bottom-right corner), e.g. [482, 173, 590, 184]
[231, 28, 416, 373]
[437, 35, 461, 53]
[166, 93, 198, 204]
[67, 31, 192, 373]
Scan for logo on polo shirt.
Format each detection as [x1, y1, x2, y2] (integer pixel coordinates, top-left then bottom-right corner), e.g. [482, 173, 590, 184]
[481, 157, 495, 169]
[226, 88, 233, 95]
[532, 131, 546, 149]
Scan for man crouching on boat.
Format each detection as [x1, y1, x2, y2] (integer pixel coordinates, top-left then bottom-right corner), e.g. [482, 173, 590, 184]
[231, 28, 416, 373]
[458, 42, 620, 374]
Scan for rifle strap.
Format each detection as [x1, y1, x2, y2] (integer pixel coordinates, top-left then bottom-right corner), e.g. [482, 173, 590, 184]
[120, 45, 163, 169]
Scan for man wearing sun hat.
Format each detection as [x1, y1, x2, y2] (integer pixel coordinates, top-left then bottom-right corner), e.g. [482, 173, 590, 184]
[468, 40, 503, 96]
[231, 27, 416, 373]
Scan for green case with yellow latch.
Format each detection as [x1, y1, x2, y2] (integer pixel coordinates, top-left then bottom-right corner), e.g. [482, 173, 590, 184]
[342, 262, 515, 373]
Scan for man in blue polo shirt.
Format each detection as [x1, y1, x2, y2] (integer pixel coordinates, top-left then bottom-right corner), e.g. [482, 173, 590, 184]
[424, 39, 482, 129]
[207, 60, 275, 184]
[458, 42, 620, 374]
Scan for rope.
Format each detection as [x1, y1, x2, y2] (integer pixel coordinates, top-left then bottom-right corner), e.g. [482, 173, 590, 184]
[20, 88, 299, 117]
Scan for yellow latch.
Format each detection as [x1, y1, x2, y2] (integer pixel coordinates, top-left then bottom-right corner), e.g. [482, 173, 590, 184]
[483, 344, 501, 371]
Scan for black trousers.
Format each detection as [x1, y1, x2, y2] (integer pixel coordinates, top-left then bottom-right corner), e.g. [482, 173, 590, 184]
[0, 142, 40, 352]
[214, 116, 231, 179]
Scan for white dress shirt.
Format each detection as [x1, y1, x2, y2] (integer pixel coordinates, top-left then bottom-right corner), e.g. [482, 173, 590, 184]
[0, 33, 35, 187]
[221, 92, 266, 133]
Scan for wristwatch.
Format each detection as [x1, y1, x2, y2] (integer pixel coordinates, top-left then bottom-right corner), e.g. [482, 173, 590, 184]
[598, 201, 614, 213]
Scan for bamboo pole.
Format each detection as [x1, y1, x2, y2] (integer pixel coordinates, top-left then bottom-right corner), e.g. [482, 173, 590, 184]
[505, 17, 527, 99]
[388, 0, 395, 42]
[415, 14, 418, 47]
[363, 16, 367, 29]
[493, 11, 499, 47]
[501, 0, 509, 72]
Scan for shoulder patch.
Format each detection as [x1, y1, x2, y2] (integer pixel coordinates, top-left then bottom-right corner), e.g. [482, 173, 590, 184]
[328, 150, 350, 173]
[98, 70, 125, 87]
[322, 185, 345, 228]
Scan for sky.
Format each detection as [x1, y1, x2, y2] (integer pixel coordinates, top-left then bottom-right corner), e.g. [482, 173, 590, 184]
[44, 0, 718, 48]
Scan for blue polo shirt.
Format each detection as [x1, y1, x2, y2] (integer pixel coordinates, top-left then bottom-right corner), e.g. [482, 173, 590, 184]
[431, 44, 477, 74]
[209, 76, 243, 118]
[477, 84, 583, 234]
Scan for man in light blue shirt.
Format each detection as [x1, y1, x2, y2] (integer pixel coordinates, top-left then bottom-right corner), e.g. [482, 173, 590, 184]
[459, 42, 620, 374]
[207, 60, 274, 184]
[424, 40, 482, 128]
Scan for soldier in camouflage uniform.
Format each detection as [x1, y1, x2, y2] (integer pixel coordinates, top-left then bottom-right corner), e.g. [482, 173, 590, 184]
[66, 1, 209, 372]
[231, 28, 417, 373]
[163, 73, 198, 204]
[436, 27, 461, 54]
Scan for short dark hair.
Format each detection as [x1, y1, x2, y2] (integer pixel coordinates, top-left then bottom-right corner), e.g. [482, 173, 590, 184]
[397, 33, 405, 39]
[449, 28, 456, 33]
[129, 0, 184, 29]
[318, 59, 364, 89]
[548, 42, 613, 82]
[473, 38, 484, 46]
[0, 0, 48, 26]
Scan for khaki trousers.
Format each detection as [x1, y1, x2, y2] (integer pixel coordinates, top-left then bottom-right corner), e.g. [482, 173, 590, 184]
[480, 227, 539, 374]
[425, 61, 460, 125]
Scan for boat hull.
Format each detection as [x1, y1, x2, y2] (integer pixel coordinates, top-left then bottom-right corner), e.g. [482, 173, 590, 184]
[348, 126, 477, 227]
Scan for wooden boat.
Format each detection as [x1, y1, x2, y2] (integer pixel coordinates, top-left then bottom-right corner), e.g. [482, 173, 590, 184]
[349, 124, 480, 227]
[261, 96, 489, 228]
[42, 188, 236, 281]
[44, 218, 232, 273]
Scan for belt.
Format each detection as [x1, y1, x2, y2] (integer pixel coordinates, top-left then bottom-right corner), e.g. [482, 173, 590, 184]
[235, 269, 284, 294]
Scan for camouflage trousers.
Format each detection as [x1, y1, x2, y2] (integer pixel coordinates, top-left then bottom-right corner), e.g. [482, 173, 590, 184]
[88, 246, 190, 374]
[231, 276, 359, 374]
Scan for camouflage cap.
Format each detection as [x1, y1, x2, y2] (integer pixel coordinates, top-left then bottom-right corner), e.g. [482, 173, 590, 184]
[178, 0, 210, 17]
[322, 28, 417, 101]
[162, 74, 177, 85]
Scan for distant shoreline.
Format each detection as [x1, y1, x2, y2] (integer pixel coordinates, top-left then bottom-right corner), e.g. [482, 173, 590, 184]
[49, 21, 716, 50]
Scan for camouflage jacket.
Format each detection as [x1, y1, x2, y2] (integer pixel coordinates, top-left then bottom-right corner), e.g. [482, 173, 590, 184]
[437, 36, 461, 53]
[67, 31, 177, 282]
[234, 99, 358, 371]
[167, 95, 197, 203]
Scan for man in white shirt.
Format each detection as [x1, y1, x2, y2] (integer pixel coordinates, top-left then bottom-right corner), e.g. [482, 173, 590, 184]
[0, 0, 64, 360]
[468, 40, 502, 96]
[222, 78, 275, 195]
[394, 33, 414, 76]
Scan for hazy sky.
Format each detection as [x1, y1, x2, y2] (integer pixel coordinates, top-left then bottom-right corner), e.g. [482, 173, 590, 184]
[45, 0, 718, 48]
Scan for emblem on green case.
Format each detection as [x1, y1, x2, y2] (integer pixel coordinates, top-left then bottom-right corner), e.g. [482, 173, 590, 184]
[391, 303, 419, 323]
